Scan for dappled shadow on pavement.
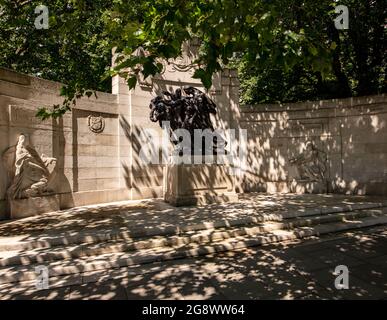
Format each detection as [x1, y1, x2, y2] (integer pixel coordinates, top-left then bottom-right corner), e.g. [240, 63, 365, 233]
[0, 193, 385, 241]
[1, 226, 386, 300]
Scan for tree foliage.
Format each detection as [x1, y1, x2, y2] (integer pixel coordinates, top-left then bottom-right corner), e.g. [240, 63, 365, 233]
[106, 1, 336, 91]
[0, 0, 113, 118]
[0, 0, 385, 117]
[233, 0, 386, 104]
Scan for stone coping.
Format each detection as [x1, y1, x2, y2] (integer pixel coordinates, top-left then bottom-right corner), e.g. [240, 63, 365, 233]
[241, 94, 386, 113]
[0, 67, 118, 107]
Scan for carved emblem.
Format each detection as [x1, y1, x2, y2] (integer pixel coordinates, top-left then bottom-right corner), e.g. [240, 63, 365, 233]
[88, 115, 105, 133]
[289, 141, 327, 182]
[169, 40, 200, 73]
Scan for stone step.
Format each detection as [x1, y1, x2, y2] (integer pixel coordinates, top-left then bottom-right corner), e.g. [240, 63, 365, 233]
[1, 213, 387, 286]
[0, 208, 385, 268]
[0, 201, 385, 252]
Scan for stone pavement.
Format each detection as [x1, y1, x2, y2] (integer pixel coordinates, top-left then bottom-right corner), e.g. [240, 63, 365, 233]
[1, 224, 386, 300]
[1, 193, 386, 241]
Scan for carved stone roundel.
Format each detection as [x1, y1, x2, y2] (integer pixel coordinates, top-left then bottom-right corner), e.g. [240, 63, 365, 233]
[88, 115, 105, 134]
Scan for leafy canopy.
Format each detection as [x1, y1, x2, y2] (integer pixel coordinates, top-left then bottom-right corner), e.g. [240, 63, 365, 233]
[232, 0, 386, 104]
[0, 0, 385, 117]
[106, 0, 336, 91]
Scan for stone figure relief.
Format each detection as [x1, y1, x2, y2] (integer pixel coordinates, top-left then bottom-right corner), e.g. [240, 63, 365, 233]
[289, 141, 327, 182]
[2, 134, 57, 199]
[88, 115, 105, 133]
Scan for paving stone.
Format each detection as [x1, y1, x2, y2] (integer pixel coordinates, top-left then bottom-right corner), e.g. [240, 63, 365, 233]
[124, 274, 187, 300]
[0, 285, 71, 300]
[0, 194, 387, 300]
[298, 264, 387, 300]
[330, 241, 387, 260]
[302, 248, 366, 268]
[196, 249, 321, 300]
[367, 255, 387, 267]
[210, 272, 318, 300]
[297, 292, 328, 300]
[274, 249, 328, 272]
[68, 281, 127, 300]
[349, 264, 387, 292]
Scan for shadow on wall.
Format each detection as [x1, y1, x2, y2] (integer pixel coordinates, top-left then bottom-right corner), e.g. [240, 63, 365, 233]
[53, 117, 74, 209]
[119, 116, 163, 199]
[0, 160, 9, 220]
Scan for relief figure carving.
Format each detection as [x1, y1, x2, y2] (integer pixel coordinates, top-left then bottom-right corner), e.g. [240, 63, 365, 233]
[289, 141, 327, 182]
[2, 134, 57, 199]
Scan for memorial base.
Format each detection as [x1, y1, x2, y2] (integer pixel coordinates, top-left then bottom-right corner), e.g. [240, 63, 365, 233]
[10, 194, 60, 219]
[164, 156, 238, 206]
[289, 180, 328, 194]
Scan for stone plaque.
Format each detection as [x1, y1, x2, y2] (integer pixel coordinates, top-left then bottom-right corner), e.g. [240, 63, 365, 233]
[10, 105, 49, 129]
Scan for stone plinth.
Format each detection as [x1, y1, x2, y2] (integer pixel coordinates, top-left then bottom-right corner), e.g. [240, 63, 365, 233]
[164, 156, 238, 206]
[10, 195, 60, 219]
[289, 180, 328, 194]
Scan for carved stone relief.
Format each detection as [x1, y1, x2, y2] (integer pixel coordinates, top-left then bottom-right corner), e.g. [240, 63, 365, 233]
[2, 134, 57, 199]
[289, 141, 327, 182]
[88, 115, 105, 134]
[169, 40, 200, 73]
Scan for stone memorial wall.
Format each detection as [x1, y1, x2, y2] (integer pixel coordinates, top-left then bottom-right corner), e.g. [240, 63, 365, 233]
[239, 94, 387, 196]
[0, 67, 123, 219]
[1, 54, 386, 219]
[0, 45, 239, 218]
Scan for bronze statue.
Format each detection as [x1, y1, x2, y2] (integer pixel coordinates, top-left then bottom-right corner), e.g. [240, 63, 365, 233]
[149, 87, 225, 155]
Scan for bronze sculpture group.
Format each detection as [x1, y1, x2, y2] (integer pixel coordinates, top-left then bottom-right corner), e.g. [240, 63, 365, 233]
[149, 87, 226, 155]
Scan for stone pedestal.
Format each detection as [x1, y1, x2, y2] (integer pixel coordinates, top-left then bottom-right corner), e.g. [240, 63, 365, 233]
[10, 195, 60, 219]
[289, 179, 328, 194]
[164, 156, 238, 206]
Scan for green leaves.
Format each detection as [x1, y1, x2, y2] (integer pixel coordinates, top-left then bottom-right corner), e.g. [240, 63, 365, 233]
[36, 104, 71, 120]
[142, 58, 159, 79]
[193, 68, 213, 89]
[308, 45, 318, 56]
[126, 76, 137, 89]
[2, 0, 384, 119]
[35, 107, 51, 121]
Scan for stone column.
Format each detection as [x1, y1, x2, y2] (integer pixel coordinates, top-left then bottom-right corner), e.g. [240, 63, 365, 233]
[112, 56, 165, 201]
